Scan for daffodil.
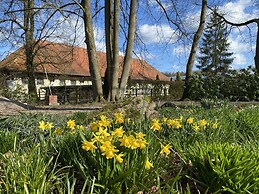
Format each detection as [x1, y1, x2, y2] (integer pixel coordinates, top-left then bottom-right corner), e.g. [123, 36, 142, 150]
[162, 117, 167, 124]
[112, 126, 125, 138]
[135, 132, 146, 139]
[160, 143, 172, 156]
[99, 115, 111, 128]
[38, 121, 53, 131]
[193, 123, 200, 132]
[151, 118, 161, 131]
[135, 138, 148, 149]
[145, 159, 153, 170]
[82, 140, 97, 152]
[90, 121, 99, 131]
[212, 121, 218, 129]
[114, 112, 124, 124]
[199, 119, 207, 128]
[77, 125, 85, 130]
[102, 147, 119, 159]
[100, 141, 113, 152]
[67, 119, 76, 130]
[45, 122, 54, 130]
[55, 128, 63, 136]
[129, 138, 140, 149]
[167, 119, 182, 129]
[96, 127, 111, 138]
[115, 153, 124, 163]
[119, 135, 131, 148]
[186, 117, 194, 125]
[38, 121, 46, 131]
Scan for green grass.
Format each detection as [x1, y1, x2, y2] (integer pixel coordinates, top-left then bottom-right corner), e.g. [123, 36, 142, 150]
[0, 102, 258, 193]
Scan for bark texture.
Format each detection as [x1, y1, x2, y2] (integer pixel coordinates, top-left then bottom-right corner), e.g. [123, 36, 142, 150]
[118, 0, 137, 99]
[81, 0, 103, 101]
[181, 0, 207, 100]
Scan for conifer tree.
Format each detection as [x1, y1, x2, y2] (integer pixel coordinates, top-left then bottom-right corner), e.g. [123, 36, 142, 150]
[197, 8, 234, 76]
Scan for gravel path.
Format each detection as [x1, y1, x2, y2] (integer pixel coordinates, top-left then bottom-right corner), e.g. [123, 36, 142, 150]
[0, 96, 102, 116]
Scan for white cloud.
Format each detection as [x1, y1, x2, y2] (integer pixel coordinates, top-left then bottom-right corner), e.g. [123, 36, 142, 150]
[46, 16, 106, 51]
[219, 0, 258, 23]
[139, 24, 177, 44]
[228, 33, 255, 68]
[229, 35, 251, 54]
[232, 53, 247, 66]
[173, 44, 191, 56]
[183, 11, 201, 33]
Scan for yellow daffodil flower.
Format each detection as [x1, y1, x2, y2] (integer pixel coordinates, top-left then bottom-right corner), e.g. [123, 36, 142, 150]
[212, 121, 218, 129]
[119, 135, 131, 148]
[145, 159, 153, 170]
[45, 122, 54, 130]
[77, 125, 85, 130]
[100, 141, 113, 152]
[114, 112, 124, 124]
[193, 123, 200, 132]
[90, 121, 99, 131]
[199, 119, 207, 128]
[115, 153, 124, 163]
[67, 119, 76, 130]
[151, 118, 161, 131]
[160, 143, 172, 156]
[112, 126, 125, 138]
[38, 121, 54, 131]
[55, 128, 63, 136]
[82, 140, 97, 152]
[136, 139, 148, 149]
[38, 121, 46, 131]
[186, 117, 194, 125]
[167, 119, 182, 129]
[96, 127, 111, 138]
[102, 147, 119, 159]
[162, 117, 167, 124]
[99, 115, 111, 128]
[135, 132, 146, 139]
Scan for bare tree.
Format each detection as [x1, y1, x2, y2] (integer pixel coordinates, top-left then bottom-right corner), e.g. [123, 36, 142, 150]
[0, 0, 73, 102]
[181, 0, 207, 100]
[118, 0, 137, 99]
[212, 10, 259, 73]
[81, 0, 103, 101]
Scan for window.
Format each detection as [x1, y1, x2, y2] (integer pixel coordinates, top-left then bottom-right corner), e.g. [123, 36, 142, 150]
[22, 77, 28, 84]
[36, 78, 44, 85]
[60, 80, 65, 86]
[71, 80, 76, 85]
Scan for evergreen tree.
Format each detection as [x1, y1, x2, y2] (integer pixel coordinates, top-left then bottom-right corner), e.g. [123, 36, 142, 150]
[197, 8, 234, 76]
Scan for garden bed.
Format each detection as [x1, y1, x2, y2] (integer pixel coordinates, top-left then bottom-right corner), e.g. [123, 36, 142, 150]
[0, 98, 258, 193]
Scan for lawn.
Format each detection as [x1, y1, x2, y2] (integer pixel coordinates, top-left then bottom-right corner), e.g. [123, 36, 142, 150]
[0, 99, 258, 193]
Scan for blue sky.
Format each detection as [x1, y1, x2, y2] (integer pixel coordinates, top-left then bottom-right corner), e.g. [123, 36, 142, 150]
[135, 0, 258, 73]
[0, 0, 258, 73]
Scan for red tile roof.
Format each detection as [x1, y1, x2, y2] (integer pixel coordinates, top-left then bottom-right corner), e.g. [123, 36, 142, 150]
[0, 41, 170, 81]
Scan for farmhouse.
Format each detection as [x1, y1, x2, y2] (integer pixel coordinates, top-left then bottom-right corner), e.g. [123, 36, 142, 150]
[0, 41, 171, 103]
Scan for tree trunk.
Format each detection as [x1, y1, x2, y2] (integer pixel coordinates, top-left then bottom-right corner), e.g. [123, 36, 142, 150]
[104, 0, 113, 100]
[81, 0, 103, 101]
[255, 23, 259, 72]
[118, 0, 137, 99]
[24, 0, 38, 103]
[181, 0, 207, 100]
[110, 0, 120, 101]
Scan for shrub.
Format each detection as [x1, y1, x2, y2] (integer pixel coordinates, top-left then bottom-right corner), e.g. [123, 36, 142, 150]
[189, 67, 259, 101]
[168, 80, 184, 100]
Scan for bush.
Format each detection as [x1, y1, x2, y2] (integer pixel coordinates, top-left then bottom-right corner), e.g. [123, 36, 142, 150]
[189, 67, 259, 101]
[168, 80, 184, 100]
